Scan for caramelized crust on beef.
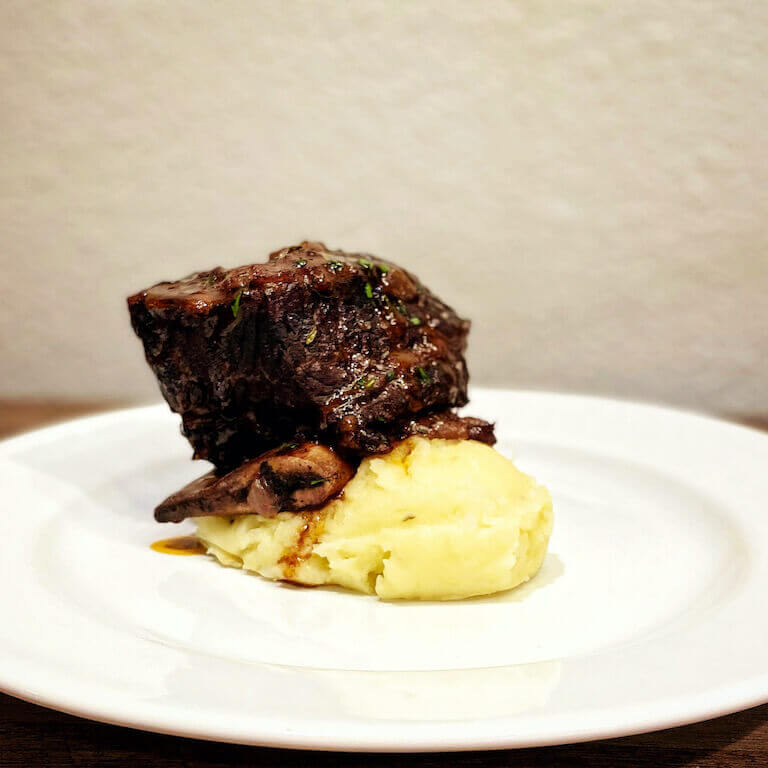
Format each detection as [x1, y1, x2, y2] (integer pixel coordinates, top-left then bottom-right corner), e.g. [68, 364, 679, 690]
[128, 241, 488, 471]
[401, 411, 496, 445]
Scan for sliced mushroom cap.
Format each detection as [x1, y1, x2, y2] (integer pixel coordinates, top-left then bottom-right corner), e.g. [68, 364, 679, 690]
[155, 443, 355, 523]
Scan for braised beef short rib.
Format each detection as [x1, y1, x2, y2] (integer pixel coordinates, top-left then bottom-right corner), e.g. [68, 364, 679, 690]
[128, 241, 494, 473]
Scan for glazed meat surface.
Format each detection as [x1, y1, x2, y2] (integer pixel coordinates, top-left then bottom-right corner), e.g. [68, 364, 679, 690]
[129, 241, 489, 470]
[399, 411, 496, 445]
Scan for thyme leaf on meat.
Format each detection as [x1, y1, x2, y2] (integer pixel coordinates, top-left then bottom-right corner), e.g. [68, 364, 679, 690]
[230, 289, 243, 318]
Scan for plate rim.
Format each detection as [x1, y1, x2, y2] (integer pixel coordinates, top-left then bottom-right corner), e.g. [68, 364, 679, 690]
[2, 664, 768, 752]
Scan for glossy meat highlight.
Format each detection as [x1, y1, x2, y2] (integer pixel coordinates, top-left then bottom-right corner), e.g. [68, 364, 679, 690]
[128, 241, 481, 470]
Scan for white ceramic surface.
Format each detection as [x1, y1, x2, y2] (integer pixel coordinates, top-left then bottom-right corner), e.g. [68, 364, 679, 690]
[0, 390, 766, 751]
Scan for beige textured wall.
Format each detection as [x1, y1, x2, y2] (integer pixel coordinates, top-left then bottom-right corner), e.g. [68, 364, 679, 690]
[1, 1, 767, 415]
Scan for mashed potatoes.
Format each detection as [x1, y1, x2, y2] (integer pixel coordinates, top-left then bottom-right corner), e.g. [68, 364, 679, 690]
[196, 437, 553, 600]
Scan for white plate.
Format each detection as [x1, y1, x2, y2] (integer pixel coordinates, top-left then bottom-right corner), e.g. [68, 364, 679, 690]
[0, 389, 767, 751]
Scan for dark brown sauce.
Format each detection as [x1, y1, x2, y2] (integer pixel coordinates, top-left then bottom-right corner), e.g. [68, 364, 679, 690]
[151, 535, 206, 556]
[278, 511, 326, 579]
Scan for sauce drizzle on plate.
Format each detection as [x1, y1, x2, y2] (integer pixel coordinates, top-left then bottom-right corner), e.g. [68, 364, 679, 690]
[151, 536, 206, 556]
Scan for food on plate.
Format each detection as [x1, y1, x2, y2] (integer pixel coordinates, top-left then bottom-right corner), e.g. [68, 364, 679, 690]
[127, 241, 481, 471]
[197, 437, 552, 600]
[128, 241, 553, 600]
[154, 442, 355, 523]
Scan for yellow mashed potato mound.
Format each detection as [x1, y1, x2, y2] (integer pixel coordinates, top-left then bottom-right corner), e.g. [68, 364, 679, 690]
[196, 437, 553, 600]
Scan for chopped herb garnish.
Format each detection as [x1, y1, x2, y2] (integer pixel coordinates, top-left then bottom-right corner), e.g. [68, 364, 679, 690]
[358, 258, 372, 269]
[376, 416, 388, 424]
[364, 282, 374, 299]
[409, 316, 422, 326]
[305, 326, 318, 345]
[296, 258, 307, 267]
[277, 442, 298, 452]
[364, 375, 377, 388]
[385, 370, 396, 381]
[377, 263, 390, 274]
[416, 366, 431, 383]
[309, 477, 327, 487]
[395, 299, 408, 315]
[355, 376, 366, 389]
[230, 289, 243, 318]
[327, 260, 344, 273]
[204, 273, 219, 286]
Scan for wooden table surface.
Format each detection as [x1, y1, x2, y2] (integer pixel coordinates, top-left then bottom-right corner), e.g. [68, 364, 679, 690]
[1, 401, 767, 768]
